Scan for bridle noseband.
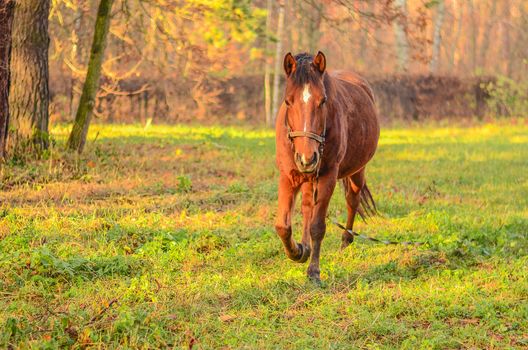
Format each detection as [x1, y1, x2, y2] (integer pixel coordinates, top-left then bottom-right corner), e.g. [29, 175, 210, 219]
[287, 130, 325, 144]
[285, 109, 327, 149]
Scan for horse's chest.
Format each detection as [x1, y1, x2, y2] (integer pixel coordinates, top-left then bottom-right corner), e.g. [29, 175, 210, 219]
[288, 169, 317, 188]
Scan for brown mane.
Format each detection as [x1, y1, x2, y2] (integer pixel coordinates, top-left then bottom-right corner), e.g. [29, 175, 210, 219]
[289, 53, 321, 86]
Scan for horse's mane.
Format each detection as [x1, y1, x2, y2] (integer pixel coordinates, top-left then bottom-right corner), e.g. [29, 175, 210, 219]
[291, 53, 321, 87]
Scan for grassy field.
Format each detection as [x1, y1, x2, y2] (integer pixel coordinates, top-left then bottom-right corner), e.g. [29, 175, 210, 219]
[1, 121, 527, 349]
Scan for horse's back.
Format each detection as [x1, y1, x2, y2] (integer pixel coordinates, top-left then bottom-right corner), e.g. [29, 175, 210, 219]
[331, 71, 375, 105]
[329, 70, 379, 179]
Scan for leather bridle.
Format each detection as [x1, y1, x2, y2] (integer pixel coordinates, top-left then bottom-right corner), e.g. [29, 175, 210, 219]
[285, 109, 327, 150]
[285, 107, 327, 144]
[287, 130, 325, 144]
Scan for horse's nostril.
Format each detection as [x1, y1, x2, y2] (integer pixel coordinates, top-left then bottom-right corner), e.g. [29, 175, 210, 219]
[311, 152, 318, 164]
[299, 152, 317, 166]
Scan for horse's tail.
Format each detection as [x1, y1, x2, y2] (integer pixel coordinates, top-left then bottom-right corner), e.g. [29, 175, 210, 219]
[357, 183, 378, 221]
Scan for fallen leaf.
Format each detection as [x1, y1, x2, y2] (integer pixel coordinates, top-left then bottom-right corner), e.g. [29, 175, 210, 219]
[219, 314, 237, 323]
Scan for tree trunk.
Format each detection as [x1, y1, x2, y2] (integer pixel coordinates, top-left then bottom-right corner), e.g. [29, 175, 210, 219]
[0, 1, 14, 160]
[271, 0, 286, 124]
[393, 0, 409, 72]
[307, 3, 323, 53]
[501, 0, 511, 76]
[358, 0, 370, 68]
[69, 0, 87, 119]
[67, 0, 114, 153]
[429, 0, 445, 73]
[264, 0, 272, 127]
[511, 4, 527, 79]
[447, 0, 463, 72]
[468, 0, 479, 72]
[8, 0, 50, 154]
[478, 0, 497, 71]
[290, 0, 301, 52]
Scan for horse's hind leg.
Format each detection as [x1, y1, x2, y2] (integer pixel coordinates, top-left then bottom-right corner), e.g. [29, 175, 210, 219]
[341, 170, 365, 250]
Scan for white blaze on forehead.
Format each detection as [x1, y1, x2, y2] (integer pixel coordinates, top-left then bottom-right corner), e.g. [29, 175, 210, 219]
[302, 84, 311, 103]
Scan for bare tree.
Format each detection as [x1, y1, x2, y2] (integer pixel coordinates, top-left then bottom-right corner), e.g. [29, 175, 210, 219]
[0, 0, 15, 160]
[501, 0, 511, 76]
[468, 0, 479, 72]
[447, 0, 463, 72]
[271, 0, 287, 124]
[393, 0, 409, 72]
[429, 0, 445, 73]
[68, 0, 114, 153]
[306, 1, 323, 53]
[479, 0, 497, 70]
[8, 0, 50, 153]
[264, 0, 273, 127]
[69, 0, 89, 119]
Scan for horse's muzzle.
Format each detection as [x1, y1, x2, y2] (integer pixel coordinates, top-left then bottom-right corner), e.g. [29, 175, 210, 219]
[295, 151, 319, 173]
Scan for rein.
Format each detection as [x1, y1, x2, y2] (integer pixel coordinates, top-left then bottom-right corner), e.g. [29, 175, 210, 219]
[285, 110, 327, 204]
[330, 218, 426, 246]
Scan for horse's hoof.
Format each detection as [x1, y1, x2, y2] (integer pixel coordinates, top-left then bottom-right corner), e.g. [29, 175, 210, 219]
[307, 266, 320, 283]
[341, 231, 354, 250]
[294, 243, 310, 263]
[340, 239, 353, 250]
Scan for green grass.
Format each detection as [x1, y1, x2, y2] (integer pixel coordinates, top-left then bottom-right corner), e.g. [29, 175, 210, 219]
[1, 121, 527, 349]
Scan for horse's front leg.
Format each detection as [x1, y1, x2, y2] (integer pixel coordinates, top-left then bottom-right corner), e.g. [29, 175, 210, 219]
[300, 182, 314, 260]
[308, 169, 338, 282]
[275, 175, 309, 262]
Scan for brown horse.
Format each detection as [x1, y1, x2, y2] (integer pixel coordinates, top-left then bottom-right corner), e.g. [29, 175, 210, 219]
[275, 51, 380, 282]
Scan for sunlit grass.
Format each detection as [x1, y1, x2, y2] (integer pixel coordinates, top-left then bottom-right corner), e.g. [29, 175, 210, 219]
[1, 121, 527, 348]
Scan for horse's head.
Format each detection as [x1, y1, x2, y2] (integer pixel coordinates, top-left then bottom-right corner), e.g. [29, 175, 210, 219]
[283, 51, 328, 174]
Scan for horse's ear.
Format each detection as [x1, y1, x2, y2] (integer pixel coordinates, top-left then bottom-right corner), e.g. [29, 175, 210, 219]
[313, 51, 326, 74]
[283, 52, 296, 77]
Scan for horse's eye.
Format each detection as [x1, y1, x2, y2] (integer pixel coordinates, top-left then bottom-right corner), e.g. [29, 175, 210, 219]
[319, 96, 327, 107]
[285, 98, 292, 107]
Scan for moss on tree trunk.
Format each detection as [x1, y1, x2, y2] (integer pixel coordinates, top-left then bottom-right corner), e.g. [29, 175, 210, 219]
[67, 0, 114, 154]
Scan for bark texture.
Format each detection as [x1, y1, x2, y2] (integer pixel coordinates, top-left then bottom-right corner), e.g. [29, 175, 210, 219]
[8, 0, 50, 153]
[0, 0, 15, 160]
[67, 0, 114, 153]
